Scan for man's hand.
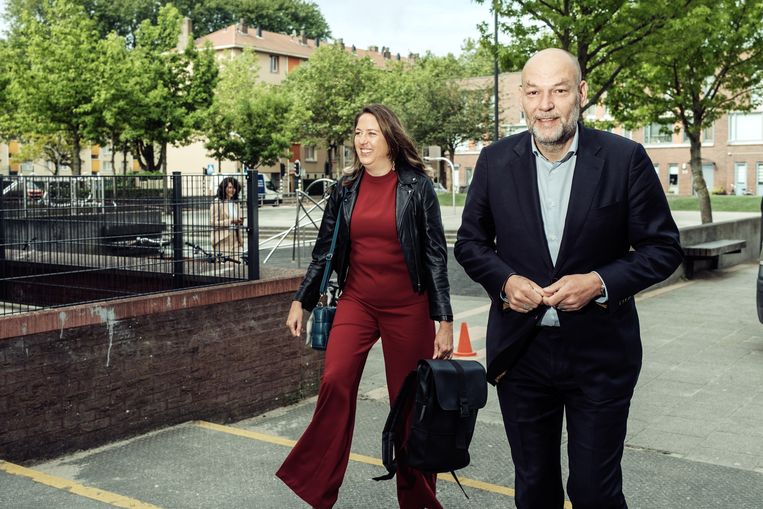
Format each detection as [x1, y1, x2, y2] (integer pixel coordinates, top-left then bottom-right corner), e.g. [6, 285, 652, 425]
[542, 272, 601, 312]
[503, 275, 545, 313]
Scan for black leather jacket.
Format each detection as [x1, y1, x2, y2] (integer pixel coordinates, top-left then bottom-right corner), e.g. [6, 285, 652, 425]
[294, 163, 453, 322]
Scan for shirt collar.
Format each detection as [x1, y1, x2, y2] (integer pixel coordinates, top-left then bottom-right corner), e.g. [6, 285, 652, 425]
[531, 126, 579, 163]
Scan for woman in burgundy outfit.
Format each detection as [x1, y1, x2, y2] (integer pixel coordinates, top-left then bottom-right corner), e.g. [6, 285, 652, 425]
[278, 104, 454, 509]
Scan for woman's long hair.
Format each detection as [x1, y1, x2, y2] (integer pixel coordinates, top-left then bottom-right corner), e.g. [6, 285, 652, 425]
[342, 104, 426, 185]
[216, 177, 241, 201]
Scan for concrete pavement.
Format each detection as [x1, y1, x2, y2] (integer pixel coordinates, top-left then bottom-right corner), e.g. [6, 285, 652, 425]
[2, 204, 762, 507]
[1, 259, 762, 508]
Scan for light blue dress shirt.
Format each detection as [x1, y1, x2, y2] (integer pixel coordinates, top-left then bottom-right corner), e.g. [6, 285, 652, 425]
[533, 129, 579, 326]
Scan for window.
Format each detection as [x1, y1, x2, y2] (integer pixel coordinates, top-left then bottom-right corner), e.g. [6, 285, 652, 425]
[644, 123, 673, 144]
[729, 113, 763, 142]
[682, 126, 714, 144]
[668, 164, 679, 194]
[622, 129, 633, 139]
[269, 55, 279, 73]
[304, 145, 317, 162]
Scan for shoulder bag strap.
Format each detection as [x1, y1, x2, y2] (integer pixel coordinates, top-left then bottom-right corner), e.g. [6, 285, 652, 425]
[319, 188, 343, 295]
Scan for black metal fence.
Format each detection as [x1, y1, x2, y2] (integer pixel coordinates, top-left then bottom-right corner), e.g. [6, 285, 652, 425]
[0, 172, 259, 317]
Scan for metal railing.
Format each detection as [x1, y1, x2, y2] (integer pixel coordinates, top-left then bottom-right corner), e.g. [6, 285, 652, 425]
[0, 172, 259, 317]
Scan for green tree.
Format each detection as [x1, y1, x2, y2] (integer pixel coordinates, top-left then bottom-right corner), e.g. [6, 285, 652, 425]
[459, 37, 500, 77]
[12, 133, 73, 174]
[6, 0, 331, 41]
[91, 32, 142, 174]
[607, 0, 763, 224]
[478, 0, 694, 113]
[125, 4, 218, 172]
[285, 44, 381, 176]
[6, 0, 160, 41]
[8, 0, 101, 175]
[383, 55, 491, 166]
[205, 50, 294, 170]
[181, 0, 331, 39]
[0, 39, 13, 140]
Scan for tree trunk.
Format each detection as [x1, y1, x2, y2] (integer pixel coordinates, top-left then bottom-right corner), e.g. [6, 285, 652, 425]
[689, 136, 713, 224]
[122, 142, 129, 175]
[110, 133, 117, 175]
[71, 132, 82, 176]
[159, 142, 167, 174]
[326, 144, 334, 178]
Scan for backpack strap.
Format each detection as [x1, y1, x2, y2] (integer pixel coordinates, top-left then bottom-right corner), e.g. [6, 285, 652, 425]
[372, 369, 418, 482]
[450, 360, 471, 450]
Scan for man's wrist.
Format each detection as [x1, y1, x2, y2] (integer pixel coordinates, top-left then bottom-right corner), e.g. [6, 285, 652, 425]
[499, 273, 517, 303]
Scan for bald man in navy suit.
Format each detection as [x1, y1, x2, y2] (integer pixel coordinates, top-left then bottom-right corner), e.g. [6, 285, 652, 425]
[455, 49, 682, 509]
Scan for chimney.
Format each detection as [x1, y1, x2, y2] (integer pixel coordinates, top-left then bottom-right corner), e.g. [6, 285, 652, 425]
[300, 30, 307, 45]
[369, 45, 379, 53]
[237, 19, 248, 34]
[351, 44, 356, 53]
[256, 25, 263, 37]
[408, 52, 419, 61]
[176, 17, 192, 51]
[396, 53, 401, 61]
[316, 37, 320, 47]
[383, 48, 391, 59]
[338, 38, 345, 49]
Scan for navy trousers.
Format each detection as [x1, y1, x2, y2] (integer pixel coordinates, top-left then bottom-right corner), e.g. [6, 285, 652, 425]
[496, 327, 632, 509]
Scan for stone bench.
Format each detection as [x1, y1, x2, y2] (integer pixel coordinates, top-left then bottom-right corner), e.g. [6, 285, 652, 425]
[683, 239, 747, 279]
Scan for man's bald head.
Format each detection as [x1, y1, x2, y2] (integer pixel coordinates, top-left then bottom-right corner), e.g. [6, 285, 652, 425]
[522, 48, 582, 86]
[519, 48, 587, 159]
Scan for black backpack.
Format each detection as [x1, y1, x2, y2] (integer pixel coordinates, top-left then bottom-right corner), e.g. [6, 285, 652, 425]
[373, 359, 487, 496]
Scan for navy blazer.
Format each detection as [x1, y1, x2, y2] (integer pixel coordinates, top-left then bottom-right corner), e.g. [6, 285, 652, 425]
[454, 124, 683, 398]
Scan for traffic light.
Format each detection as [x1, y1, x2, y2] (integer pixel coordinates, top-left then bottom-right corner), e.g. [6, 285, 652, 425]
[280, 162, 286, 177]
[324, 161, 331, 176]
[294, 160, 301, 177]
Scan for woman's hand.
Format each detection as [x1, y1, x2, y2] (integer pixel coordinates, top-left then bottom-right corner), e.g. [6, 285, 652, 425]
[433, 321, 454, 359]
[286, 301, 304, 337]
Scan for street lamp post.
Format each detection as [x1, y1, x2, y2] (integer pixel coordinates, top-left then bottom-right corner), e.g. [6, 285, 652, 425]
[424, 156, 457, 213]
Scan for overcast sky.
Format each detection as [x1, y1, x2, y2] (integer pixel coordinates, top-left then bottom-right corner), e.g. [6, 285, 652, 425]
[0, 0, 494, 56]
[315, 0, 493, 56]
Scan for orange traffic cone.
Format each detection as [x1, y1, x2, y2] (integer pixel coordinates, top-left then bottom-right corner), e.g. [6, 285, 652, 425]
[453, 322, 477, 357]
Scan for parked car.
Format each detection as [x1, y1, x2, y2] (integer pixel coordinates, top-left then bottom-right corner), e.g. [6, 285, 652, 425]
[257, 173, 282, 206]
[1, 179, 44, 204]
[432, 182, 448, 194]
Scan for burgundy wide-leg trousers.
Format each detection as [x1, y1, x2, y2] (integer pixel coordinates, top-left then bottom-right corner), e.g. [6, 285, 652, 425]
[276, 295, 442, 509]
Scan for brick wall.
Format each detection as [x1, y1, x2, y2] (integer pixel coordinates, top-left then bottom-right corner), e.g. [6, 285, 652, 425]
[0, 268, 323, 463]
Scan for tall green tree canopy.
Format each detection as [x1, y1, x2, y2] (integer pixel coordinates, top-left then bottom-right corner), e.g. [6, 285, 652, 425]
[285, 44, 381, 174]
[607, 0, 763, 224]
[478, 0, 693, 112]
[7, 0, 101, 174]
[124, 4, 218, 172]
[5, 0, 330, 41]
[178, 0, 331, 39]
[205, 50, 295, 170]
[382, 54, 491, 165]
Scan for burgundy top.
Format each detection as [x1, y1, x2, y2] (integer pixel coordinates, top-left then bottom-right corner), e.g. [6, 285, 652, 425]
[342, 171, 425, 307]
